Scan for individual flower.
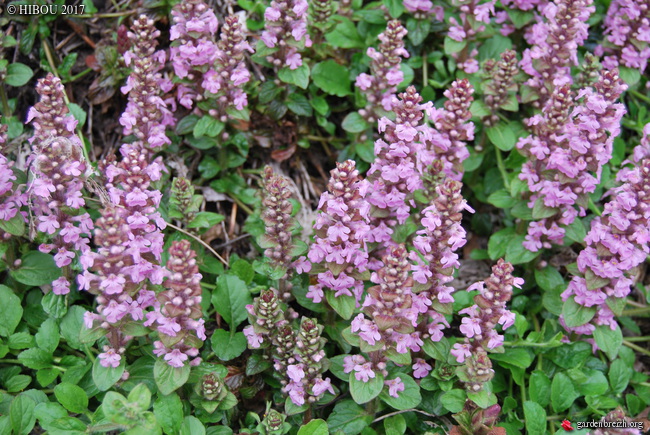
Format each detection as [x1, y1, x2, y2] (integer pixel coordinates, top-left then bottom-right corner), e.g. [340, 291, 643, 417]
[454, 259, 521, 392]
[356, 20, 409, 122]
[517, 70, 627, 251]
[261, 0, 312, 70]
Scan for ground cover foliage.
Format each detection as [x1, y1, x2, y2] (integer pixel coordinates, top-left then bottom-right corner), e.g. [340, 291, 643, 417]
[1, 0, 650, 433]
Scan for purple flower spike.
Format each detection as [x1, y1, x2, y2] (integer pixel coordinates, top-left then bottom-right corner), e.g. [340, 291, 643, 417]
[262, 0, 312, 70]
[600, 0, 650, 73]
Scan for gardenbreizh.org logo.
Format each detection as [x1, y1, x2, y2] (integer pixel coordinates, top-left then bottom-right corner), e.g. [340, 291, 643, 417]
[561, 418, 647, 432]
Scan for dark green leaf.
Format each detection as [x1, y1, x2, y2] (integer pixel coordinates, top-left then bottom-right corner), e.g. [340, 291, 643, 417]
[54, 383, 88, 413]
[593, 324, 623, 360]
[487, 189, 517, 208]
[532, 198, 558, 219]
[487, 123, 517, 151]
[286, 93, 313, 117]
[379, 374, 421, 410]
[441, 389, 466, 413]
[154, 392, 183, 435]
[188, 211, 225, 229]
[406, 18, 430, 45]
[92, 357, 125, 391]
[211, 330, 247, 361]
[10, 394, 36, 435]
[562, 297, 597, 328]
[327, 400, 372, 435]
[326, 292, 356, 320]
[311, 60, 352, 97]
[278, 64, 310, 89]
[523, 401, 546, 434]
[444, 36, 467, 55]
[212, 274, 252, 329]
[5, 63, 34, 86]
[487, 227, 515, 260]
[551, 372, 578, 412]
[127, 383, 152, 411]
[0, 214, 25, 236]
[60, 306, 85, 350]
[35, 318, 59, 354]
[194, 116, 224, 138]
[12, 251, 62, 286]
[325, 19, 364, 49]
[67, 103, 86, 127]
[529, 371, 551, 407]
[41, 293, 68, 318]
[349, 372, 384, 404]
[342, 112, 369, 133]
[383, 0, 404, 17]
[0, 285, 22, 337]
[154, 359, 191, 395]
[176, 114, 200, 135]
[534, 267, 565, 292]
[505, 235, 538, 265]
[609, 359, 632, 394]
[18, 348, 53, 370]
[490, 348, 534, 369]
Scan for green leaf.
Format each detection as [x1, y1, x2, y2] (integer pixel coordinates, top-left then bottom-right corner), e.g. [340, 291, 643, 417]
[278, 64, 310, 89]
[327, 400, 372, 435]
[9, 332, 34, 349]
[486, 122, 517, 151]
[311, 60, 352, 97]
[508, 10, 534, 28]
[523, 401, 546, 434]
[444, 36, 467, 55]
[619, 66, 640, 86]
[562, 296, 597, 328]
[67, 103, 86, 127]
[325, 19, 364, 49]
[535, 267, 565, 292]
[379, 374, 421, 410]
[565, 218, 587, 244]
[0, 214, 25, 236]
[6, 375, 31, 392]
[103, 391, 130, 424]
[349, 372, 384, 404]
[532, 198, 558, 219]
[490, 348, 534, 369]
[180, 416, 206, 435]
[487, 227, 515, 260]
[593, 324, 623, 361]
[286, 93, 313, 117]
[505, 235, 538, 265]
[175, 114, 199, 135]
[211, 330, 247, 361]
[440, 389, 466, 413]
[529, 371, 551, 407]
[10, 394, 36, 435]
[298, 419, 329, 435]
[154, 359, 191, 396]
[568, 368, 608, 396]
[34, 402, 67, 429]
[551, 372, 578, 413]
[0, 285, 22, 337]
[154, 393, 183, 435]
[406, 18, 430, 45]
[609, 358, 632, 394]
[212, 274, 252, 329]
[36, 318, 59, 354]
[384, 414, 406, 435]
[11, 251, 62, 286]
[487, 189, 517, 208]
[326, 292, 356, 320]
[36, 368, 58, 387]
[422, 337, 450, 361]
[18, 348, 53, 370]
[342, 112, 369, 133]
[59, 306, 85, 350]
[127, 383, 152, 412]
[41, 293, 68, 319]
[5, 63, 34, 86]
[246, 353, 272, 375]
[187, 211, 225, 229]
[54, 383, 88, 414]
[478, 35, 513, 61]
[383, 0, 404, 17]
[92, 357, 125, 391]
[194, 116, 224, 138]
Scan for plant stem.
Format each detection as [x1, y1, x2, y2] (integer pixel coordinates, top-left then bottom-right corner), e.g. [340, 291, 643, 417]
[495, 147, 510, 190]
[588, 197, 602, 217]
[0, 86, 10, 116]
[630, 89, 650, 104]
[623, 340, 650, 357]
[372, 408, 437, 424]
[621, 307, 650, 316]
[623, 336, 650, 342]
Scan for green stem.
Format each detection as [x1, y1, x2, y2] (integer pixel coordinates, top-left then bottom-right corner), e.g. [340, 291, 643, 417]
[621, 307, 650, 316]
[0, 359, 20, 364]
[630, 90, 650, 104]
[495, 147, 510, 190]
[588, 197, 602, 217]
[623, 340, 650, 357]
[623, 336, 650, 342]
[503, 340, 561, 348]
[231, 196, 253, 215]
[0, 86, 10, 116]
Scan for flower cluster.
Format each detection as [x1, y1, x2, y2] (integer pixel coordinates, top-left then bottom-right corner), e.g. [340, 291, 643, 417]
[310, 0, 334, 31]
[0, 121, 27, 240]
[355, 20, 409, 122]
[600, 0, 650, 73]
[353, 245, 417, 348]
[561, 124, 650, 338]
[517, 70, 627, 252]
[303, 160, 371, 305]
[447, 0, 495, 73]
[262, 0, 312, 70]
[168, 177, 201, 227]
[482, 49, 519, 127]
[259, 166, 300, 300]
[148, 240, 204, 367]
[80, 207, 158, 368]
[411, 179, 473, 326]
[501, 0, 546, 10]
[244, 289, 332, 406]
[426, 79, 475, 181]
[27, 74, 92, 295]
[452, 259, 521, 392]
[520, 0, 594, 104]
[365, 86, 432, 243]
[120, 15, 174, 151]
